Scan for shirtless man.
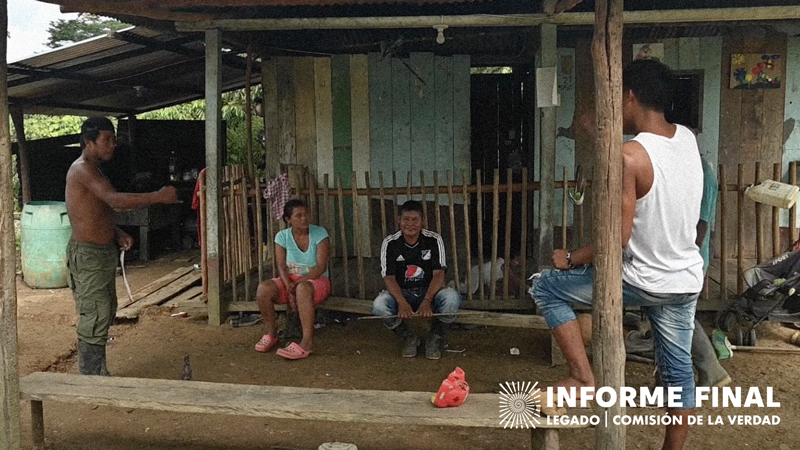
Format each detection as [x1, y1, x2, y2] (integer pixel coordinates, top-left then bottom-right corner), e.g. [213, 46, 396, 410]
[531, 60, 703, 450]
[65, 117, 177, 375]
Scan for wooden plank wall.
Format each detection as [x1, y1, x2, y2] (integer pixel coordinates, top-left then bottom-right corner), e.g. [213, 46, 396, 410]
[719, 33, 787, 261]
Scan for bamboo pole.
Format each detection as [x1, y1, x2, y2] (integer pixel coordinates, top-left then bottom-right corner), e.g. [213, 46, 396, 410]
[0, 1, 22, 441]
[200, 171, 209, 296]
[392, 171, 399, 212]
[323, 174, 335, 258]
[520, 167, 529, 300]
[719, 165, 727, 303]
[738, 163, 745, 294]
[773, 163, 781, 256]
[462, 172, 473, 302]
[406, 171, 412, 201]
[378, 172, 387, 239]
[754, 161, 763, 263]
[490, 170, 500, 301]
[244, 48, 255, 182]
[446, 171, 460, 292]
[576, 165, 584, 246]
[476, 170, 485, 301]
[337, 174, 351, 297]
[254, 173, 264, 283]
[364, 171, 374, 256]
[308, 171, 318, 224]
[791, 162, 798, 245]
[240, 169, 252, 301]
[419, 171, 429, 224]
[562, 166, 569, 249]
[9, 109, 30, 204]
[503, 168, 513, 298]
[433, 171, 442, 234]
[592, 0, 625, 447]
[352, 172, 365, 299]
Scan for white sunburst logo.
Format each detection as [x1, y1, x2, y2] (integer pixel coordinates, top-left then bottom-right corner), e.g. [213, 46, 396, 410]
[499, 381, 542, 429]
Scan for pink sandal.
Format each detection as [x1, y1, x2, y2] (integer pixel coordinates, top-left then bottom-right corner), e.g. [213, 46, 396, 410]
[254, 334, 278, 353]
[276, 342, 311, 360]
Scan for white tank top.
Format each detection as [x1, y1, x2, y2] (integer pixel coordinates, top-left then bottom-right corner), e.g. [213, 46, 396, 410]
[622, 124, 705, 293]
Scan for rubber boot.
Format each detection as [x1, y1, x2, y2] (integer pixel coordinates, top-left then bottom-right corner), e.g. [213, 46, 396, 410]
[692, 319, 730, 387]
[78, 341, 106, 376]
[393, 321, 419, 358]
[425, 320, 449, 360]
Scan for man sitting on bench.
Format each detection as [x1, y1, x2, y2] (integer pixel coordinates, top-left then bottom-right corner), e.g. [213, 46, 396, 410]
[372, 201, 462, 359]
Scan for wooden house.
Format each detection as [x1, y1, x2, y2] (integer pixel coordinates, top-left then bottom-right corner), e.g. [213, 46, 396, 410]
[25, 0, 800, 323]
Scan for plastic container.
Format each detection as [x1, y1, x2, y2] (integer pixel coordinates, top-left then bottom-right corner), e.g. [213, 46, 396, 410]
[21, 201, 72, 288]
[745, 180, 800, 209]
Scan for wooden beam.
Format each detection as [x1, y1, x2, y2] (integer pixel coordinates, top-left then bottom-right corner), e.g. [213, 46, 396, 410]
[105, 30, 257, 73]
[592, 0, 625, 449]
[205, 29, 225, 326]
[538, 19, 557, 271]
[9, 109, 30, 205]
[176, 6, 800, 32]
[0, 0, 22, 445]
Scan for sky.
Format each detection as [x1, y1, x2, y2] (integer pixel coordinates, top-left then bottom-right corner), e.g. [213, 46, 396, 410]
[8, 0, 78, 62]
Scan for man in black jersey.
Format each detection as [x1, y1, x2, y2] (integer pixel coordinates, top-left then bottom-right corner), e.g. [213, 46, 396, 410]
[372, 201, 462, 359]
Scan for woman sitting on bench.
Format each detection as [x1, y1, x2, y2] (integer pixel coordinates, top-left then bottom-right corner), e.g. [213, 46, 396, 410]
[254, 199, 330, 360]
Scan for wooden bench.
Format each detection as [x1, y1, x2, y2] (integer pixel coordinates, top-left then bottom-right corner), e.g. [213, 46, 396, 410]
[20, 372, 590, 450]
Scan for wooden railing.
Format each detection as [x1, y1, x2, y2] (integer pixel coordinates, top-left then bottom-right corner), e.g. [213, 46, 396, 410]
[200, 161, 800, 310]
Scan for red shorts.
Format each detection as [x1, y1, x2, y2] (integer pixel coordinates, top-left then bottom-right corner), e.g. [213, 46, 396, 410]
[272, 274, 330, 306]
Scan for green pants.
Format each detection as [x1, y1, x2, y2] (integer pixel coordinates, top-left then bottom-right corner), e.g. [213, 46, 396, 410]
[67, 240, 118, 346]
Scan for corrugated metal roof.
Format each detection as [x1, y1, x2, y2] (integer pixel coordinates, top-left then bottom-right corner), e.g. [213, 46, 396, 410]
[8, 27, 255, 117]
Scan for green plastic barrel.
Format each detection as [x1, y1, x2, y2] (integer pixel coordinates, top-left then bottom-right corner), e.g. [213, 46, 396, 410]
[21, 201, 72, 289]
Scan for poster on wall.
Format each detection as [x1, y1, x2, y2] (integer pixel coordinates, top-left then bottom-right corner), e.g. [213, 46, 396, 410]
[632, 43, 664, 61]
[730, 53, 781, 89]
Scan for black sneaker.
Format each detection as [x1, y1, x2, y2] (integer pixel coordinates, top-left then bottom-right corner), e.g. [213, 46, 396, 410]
[402, 336, 420, 358]
[425, 334, 442, 360]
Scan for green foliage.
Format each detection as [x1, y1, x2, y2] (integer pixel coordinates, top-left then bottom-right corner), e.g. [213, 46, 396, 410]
[46, 14, 128, 48]
[140, 87, 265, 176]
[15, 115, 85, 141]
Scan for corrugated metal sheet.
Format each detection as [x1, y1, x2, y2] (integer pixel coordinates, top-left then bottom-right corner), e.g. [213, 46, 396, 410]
[8, 27, 254, 117]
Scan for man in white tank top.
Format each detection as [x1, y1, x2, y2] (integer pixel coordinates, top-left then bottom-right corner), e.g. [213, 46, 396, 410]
[531, 59, 702, 450]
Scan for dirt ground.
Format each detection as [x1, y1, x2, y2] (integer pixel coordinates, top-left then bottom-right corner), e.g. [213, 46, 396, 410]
[12, 251, 800, 450]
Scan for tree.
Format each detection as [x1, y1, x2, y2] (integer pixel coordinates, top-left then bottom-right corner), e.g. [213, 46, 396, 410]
[46, 14, 128, 48]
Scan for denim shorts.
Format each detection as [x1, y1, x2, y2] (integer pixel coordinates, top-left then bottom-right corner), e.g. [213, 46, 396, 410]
[531, 265, 698, 410]
[372, 287, 462, 329]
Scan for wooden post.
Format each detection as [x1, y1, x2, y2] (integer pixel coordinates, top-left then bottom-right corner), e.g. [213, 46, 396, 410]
[791, 162, 797, 245]
[9, 108, 30, 205]
[476, 170, 485, 301]
[773, 163, 781, 256]
[592, 0, 626, 448]
[244, 48, 255, 182]
[719, 166, 727, 302]
[754, 162, 763, 263]
[446, 171, 460, 292]
[30, 400, 43, 450]
[205, 29, 226, 325]
[503, 168, 513, 298]
[490, 170, 500, 300]
[462, 172, 473, 302]
[520, 167, 529, 300]
[378, 172, 387, 239]
[351, 172, 365, 299]
[737, 164, 745, 294]
[0, 0, 22, 444]
[262, 58, 280, 179]
[336, 174, 350, 297]
[561, 166, 569, 249]
[538, 17, 558, 271]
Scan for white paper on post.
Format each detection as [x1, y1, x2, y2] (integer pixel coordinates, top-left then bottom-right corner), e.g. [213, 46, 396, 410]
[536, 67, 560, 108]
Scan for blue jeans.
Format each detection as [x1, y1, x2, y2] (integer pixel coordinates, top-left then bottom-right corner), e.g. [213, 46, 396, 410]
[372, 287, 462, 329]
[531, 266, 698, 410]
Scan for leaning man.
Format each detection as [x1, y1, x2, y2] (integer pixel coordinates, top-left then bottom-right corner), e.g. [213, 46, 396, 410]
[65, 117, 177, 375]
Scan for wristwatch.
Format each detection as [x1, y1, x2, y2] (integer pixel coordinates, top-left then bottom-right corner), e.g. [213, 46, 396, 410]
[566, 251, 575, 269]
